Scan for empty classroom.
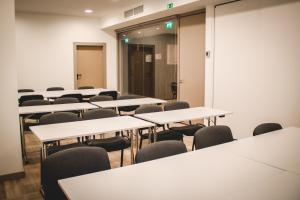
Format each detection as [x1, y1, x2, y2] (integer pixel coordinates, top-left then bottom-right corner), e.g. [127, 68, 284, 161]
[0, 0, 299, 199]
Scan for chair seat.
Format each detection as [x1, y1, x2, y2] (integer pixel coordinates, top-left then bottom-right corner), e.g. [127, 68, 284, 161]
[141, 130, 183, 142]
[170, 124, 205, 136]
[86, 136, 131, 152]
[47, 143, 87, 156]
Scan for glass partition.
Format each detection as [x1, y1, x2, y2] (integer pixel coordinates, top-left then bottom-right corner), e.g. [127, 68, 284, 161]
[118, 18, 178, 100]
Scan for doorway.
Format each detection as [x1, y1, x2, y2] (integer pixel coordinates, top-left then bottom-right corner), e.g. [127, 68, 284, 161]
[74, 43, 106, 89]
[128, 44, 155, 97]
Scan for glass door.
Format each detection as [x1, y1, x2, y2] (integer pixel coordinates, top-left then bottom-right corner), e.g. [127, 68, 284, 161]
[118, 18, 178, 100]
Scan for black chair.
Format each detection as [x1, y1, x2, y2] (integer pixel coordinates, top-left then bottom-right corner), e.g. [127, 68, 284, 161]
[18, 89, 34, 93]
[164, 101, 205, 150]
[46, 87, 64, 91]
[135, 105, 183, 149]
[253, 123, 282, 136]
[117, 94, 143, 115]
[53, 97, 79, 104]
[21, 99, 50, 107]
[78, 86, 94, 89]
[135, 141, 187, 163]
[82, 109, 131, 167]
[61, 93, 83, 102]
[171, 82, 177, 99]
[41, 147, 111, 200]
[19, 95, 44, 106]
[89, 95, 113, 102]
[39, 112, 86, 156]
[99, 91, 118, 100]
[194, 125, 234, 150]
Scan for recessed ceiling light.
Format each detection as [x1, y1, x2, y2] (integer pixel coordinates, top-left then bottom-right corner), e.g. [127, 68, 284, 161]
[156, 27, 160, 30]
[138, 31, 141, 34]
[123, 34, 126, 37]
[84, 9, 93, 14]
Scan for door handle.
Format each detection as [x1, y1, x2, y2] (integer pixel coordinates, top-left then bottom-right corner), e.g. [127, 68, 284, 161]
[77, 74, 82, 80]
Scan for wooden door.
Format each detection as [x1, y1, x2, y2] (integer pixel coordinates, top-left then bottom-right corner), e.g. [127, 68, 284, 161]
[128, 44, 155, 97]
[75, 45, 105, 88]
[179, 13, 205, 107]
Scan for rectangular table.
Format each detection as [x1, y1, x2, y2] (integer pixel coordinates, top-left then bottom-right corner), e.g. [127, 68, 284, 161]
[30, 116, 155, 162]
[91, 97, 167, 109]
[135, 107, 232, 140]
[212, 127, 300, 175]
[19, 103, 98, 163]
[58, 133, 300, 200]
[18, 88, 115, 99]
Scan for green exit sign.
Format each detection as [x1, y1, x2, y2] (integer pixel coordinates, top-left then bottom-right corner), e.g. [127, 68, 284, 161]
[167, 2, 174, 9]
[124, 37, 129, 44]
[165, 21, 174, 30]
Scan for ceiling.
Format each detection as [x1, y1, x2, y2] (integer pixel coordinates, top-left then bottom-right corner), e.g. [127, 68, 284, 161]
[15, 0, 141, 18]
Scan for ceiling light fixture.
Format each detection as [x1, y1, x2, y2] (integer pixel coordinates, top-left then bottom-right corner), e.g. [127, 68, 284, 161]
[156, 27, 160, 30]
[138, 31, 141, 34]
[84, 9, 93, 14]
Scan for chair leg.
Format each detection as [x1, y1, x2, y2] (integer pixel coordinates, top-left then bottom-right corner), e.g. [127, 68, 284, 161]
[192, 137, 195, 151]
[120, 150, 124, 167]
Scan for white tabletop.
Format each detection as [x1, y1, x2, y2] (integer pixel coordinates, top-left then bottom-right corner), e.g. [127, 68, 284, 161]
[19, 103, 98, 115]
[59, 144, 300, 200]
[213, 127, 300, 174]
[30, 116, 154, 142]
[18, 88, 114, 98]
[91, 97, 167, 108]
[135, 107, 232, 125]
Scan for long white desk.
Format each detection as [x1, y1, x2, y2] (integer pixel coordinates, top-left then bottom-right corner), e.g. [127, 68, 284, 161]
[58, 129, 300, 200]
[135, 106, 232, 125]
[18, 88, 114, 99]
[19, 103, 98, 163]
[30, 116, 155, 162]
[91, 97, 167, 109]
[213, 127, 300, 175]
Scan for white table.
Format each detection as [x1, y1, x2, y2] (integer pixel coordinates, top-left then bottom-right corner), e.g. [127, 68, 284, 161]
[19, 103, 98, 163]
[213, 127, 300, 175]
[58, 135, 300, 200]
[18, 88, 115, 99]
[91, 97, 167, 109]
[135, 107, 232, 140]
[30, 116, 155, 162]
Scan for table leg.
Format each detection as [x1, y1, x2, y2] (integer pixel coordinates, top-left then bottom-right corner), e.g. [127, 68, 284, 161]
[208, 117, 211, 126]
[153, 126, 157, 142]
[19, 115, 28, 164]
[130, 130, 134, 164]
[148, 127, 152, 144]
[213, 116, 217, 125]
[135, 129, 139, 155]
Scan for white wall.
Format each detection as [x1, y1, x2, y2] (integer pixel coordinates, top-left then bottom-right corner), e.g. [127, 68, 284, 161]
[212, 0, 300, 138]
[0, 0, 24, 176]
[16, 12, 117, 91]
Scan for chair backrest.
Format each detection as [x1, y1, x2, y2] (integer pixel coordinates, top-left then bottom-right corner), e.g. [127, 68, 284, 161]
[194, 125, 234, 150]
[53, 97, 79, 104]
[18, 89, 34, 93]
[99, 91, 118, 100]
[39, 112, 78, 125]
[19, 95, 44, 105]
[46, 87, 64, 91]
[82, 109, 117, 120]
[253, 123, 282, 136]
[21, 99, 50, 107]
[61, 93, 83, 102]
[89, 95, 113, 102]
[164, 101, 190, 111]
[117, 94, 143, 112]
[135, 141, 187, 163]
[135, 105, 162, 114]
[41, 147, 111, 200]
[78, 86, 94, 89]
[171, 82, 177, 95]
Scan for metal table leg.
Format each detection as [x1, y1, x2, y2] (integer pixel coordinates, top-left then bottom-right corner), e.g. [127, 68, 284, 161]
[148, 127, 152, 144]
[213, 116, 217, 125]
[135, 129, 139, 155]
[19, 115, 28, 164]
[130, 130, 134, 164]
[153, 125, 157, 142]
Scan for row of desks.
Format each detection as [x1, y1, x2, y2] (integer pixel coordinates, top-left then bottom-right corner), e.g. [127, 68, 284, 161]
[18, 88, 113, 99]
[58, 127, 300, 200]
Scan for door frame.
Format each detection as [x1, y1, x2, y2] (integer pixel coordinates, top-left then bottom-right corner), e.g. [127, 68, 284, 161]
[73, 42, 107, 89]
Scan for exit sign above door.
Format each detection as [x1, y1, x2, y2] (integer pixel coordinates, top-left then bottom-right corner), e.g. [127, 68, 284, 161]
[167, 2, 174, 9]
